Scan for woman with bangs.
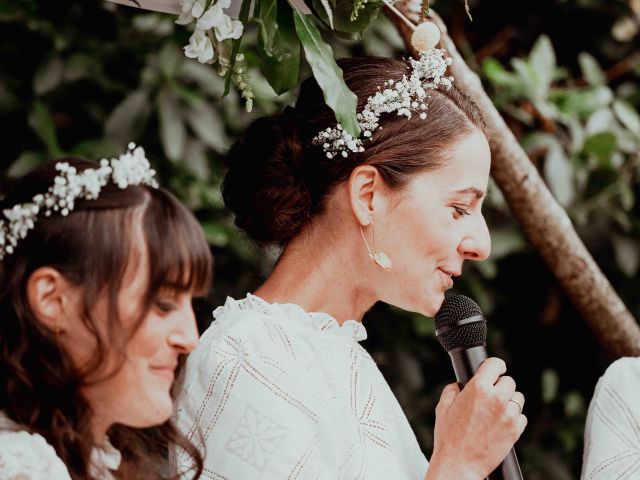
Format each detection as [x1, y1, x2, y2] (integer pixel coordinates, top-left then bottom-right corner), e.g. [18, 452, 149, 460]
[0, 147, 211, 480]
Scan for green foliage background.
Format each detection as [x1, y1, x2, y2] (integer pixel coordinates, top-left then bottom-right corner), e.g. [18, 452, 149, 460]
[1, 0, 640, 477]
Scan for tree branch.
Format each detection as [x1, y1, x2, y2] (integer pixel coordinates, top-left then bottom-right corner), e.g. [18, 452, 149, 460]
[385, 5, 640, 358]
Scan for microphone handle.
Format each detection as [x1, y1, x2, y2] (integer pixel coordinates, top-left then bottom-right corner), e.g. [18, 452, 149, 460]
[448, 346, 524, 480]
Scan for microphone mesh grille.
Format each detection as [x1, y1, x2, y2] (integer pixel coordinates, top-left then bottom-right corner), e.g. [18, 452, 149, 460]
[435, 294, 487, 352]
[436, 321, 487, 352]
[435, 294, 483, 328]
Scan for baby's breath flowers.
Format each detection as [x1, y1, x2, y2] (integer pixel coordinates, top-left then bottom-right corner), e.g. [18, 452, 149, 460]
[0, 144, 157, 260]
[313, 45, 453, 159]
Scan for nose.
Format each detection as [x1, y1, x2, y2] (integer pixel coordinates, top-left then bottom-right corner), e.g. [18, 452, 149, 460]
[168, 302, 199, 353]
[458, 214, 491, 261]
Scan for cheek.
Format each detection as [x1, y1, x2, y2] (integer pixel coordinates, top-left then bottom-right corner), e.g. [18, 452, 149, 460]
[127, 318, 165, 360]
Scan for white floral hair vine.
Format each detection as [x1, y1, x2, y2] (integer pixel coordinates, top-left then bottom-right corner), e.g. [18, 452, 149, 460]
[0, 143, 158, 260]
[312, 20, 453, 159]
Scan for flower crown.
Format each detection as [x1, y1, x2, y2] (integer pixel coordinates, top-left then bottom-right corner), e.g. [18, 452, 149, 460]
[0, 143, 158, 260]
[312, 23, 453, 159]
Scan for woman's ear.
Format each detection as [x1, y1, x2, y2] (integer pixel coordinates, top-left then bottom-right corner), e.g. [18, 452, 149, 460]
[26, 267, 76, 335]
[348, 165, 389, 226]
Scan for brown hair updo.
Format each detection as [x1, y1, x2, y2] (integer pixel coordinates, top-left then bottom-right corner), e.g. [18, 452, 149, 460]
[223, 56, 487, 246]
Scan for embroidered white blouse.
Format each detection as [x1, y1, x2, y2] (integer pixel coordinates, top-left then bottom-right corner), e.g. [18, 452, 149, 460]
[0, 412, 122, 480]
[172, 294, 429, 479]
[582, 357, 640, 479]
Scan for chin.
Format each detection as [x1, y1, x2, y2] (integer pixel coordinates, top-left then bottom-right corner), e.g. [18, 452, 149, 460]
[127, 391, 174, 428]
[423, 292, 446, 317]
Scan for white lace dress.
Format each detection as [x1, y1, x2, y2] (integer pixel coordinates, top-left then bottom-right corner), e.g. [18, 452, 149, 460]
[582, 357, 640, 479]
[172, 294, 429, 479]
[0, 412, 122, 480]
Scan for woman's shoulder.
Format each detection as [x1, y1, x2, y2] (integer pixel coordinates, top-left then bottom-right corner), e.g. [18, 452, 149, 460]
[582, 358, 640, 478]
[0, 418, 71, 479]
[594, 357, 640, 398]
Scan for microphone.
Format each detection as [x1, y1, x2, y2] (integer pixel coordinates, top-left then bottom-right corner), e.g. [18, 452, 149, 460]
[435, 294, 523, 480]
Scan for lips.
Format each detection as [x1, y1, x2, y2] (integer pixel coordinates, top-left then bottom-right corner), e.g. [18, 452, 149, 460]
[437, 268, 459, 289]
[150, 363, 177, 382]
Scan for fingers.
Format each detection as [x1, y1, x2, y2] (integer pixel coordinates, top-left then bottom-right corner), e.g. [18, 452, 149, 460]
[511, 391, 525, 411]
[436, 383, 460, 416]
[472, 357, 506, 387]
[494, 375, 516, 403]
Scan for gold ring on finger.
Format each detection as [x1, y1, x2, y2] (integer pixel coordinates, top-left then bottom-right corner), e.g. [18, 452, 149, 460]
[508, 398, 523, 414]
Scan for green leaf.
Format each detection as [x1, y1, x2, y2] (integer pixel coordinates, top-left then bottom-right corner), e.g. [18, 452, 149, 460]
[8, 151, 45, 178]
[541, 369, 559, 403]
[578, 52, 605, 86]
[157, 87, 186, 161]
[544, 144, 574, 207]
[482, 58, 521, 90]
[180, 61, 225, 98]
[69, 139, 119, 159]
[583, 132, 617, 166]
[104, 89, 151, 146]
[201, 221, 230, 247]
[255, 0, 279, 56]
[611, 234, 640, 277]
[185, 101, 228, 153]
[553, 86, 613, 118]
[612, 99, 640, 136]
[313, 0, 382, 33]
[259, 2, 301, 94]
[292, 9, 359, 137]
[529, 35, 556, 98]
[29, 101, 62, 156]
[34, 56, 64, 95]
[158, 43, 182, 79]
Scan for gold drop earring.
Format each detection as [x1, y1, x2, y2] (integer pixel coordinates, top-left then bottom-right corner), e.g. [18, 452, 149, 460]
[360, 218, 392, 271]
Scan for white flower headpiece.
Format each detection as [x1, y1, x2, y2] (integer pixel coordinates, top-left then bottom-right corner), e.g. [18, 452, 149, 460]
[0, 143, 158, 260]
[313, 41, 453, 159]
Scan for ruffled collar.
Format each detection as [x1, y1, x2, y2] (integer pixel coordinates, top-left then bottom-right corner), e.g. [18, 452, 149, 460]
[213, 293, 368, 342]
[0, 411, 121, 478]
[90, 436, 122, 478]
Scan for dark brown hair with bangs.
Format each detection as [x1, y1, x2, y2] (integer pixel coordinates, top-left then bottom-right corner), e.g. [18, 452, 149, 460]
[0, 157, 211, 480]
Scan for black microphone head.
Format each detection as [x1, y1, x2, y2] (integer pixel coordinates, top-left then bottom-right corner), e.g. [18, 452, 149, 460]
[435, 294, 487, 352]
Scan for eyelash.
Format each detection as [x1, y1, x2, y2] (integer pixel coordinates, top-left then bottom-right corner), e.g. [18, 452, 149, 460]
[155, 300, 177, 314]
[453, 206, 471, 217]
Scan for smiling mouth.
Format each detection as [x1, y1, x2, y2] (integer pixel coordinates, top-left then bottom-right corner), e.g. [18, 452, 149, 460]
[150, 366, 176, 382]
[438, 268, 458, 289]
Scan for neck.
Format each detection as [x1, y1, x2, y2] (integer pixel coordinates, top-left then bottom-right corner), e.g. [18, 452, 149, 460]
[90, 413, 112, 447]
[254, 222, 378, 325]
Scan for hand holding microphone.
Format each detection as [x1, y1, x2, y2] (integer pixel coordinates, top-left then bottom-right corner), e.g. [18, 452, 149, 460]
[425, 295, 526, 480]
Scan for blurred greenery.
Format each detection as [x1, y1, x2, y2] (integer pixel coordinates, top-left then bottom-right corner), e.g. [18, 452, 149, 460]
[1, 0, 640, 477]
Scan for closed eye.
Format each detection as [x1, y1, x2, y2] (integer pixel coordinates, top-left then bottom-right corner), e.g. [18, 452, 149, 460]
[154, 300, 177, 314]
[453, 206, 471, 218]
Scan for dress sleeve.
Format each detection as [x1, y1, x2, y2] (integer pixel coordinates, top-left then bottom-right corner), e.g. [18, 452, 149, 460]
[172, 310, 340, 480]
[581, 357, 640, 480]
[0, 429, 71, 480]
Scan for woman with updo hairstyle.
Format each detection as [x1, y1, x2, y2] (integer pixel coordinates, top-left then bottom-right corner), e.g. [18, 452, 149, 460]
[0, 150, 211, 479]
[173, 56, 527, 479]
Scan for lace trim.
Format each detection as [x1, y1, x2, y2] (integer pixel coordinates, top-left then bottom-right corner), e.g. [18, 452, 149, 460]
[213, 293, 368, 342]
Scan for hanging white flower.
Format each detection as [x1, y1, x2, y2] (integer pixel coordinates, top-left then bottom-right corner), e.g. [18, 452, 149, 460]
[196, 0, 244, 41]
[175, 0, 206, 25]
[184, 29, 215, 63]
[214, 15, 243, 41]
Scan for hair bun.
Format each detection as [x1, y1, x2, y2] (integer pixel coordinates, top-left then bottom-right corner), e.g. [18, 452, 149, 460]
[222, 111, 312, 245]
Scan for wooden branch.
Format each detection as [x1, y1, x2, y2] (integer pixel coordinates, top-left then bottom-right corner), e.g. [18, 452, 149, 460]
[104, 0, 180, 14]
[385, 5, 640, 358]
